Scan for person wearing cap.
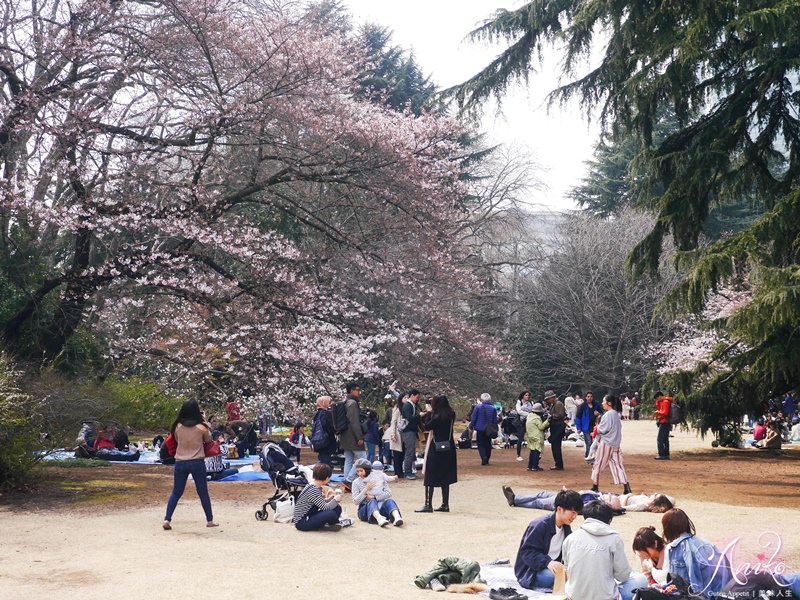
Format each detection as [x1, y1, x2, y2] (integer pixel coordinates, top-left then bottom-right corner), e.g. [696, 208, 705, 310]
[544, 390, 567, 470]
[469, 392, 498, 466]
[515, 391, 534, 461]
[525, 403, 549, 471]
[351, 458, 404, 527]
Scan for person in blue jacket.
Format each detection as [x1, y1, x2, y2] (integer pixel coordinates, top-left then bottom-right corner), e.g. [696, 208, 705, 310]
[469, 393, 499, 465]
[662, 508, 731, 597]
[514, 489, 583, 590]
[574, 391, 603, 459]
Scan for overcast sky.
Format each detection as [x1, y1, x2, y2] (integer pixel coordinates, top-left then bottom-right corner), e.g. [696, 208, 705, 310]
[341, 0, 600, 212]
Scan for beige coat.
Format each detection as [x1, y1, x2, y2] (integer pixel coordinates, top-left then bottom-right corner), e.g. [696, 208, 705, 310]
[384, 406, 403, 452]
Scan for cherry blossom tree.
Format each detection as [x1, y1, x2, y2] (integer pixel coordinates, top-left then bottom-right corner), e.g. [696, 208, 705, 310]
[1, 0, 507, 414]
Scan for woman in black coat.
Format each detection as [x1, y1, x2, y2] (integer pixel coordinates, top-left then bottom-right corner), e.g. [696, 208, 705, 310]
[416, 395, 457, 513]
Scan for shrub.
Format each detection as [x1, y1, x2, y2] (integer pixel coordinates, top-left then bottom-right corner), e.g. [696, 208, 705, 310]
[0, 353, 40, 490]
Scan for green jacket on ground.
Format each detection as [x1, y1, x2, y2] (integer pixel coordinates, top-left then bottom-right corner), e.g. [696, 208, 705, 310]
[414, 556, 485, 588]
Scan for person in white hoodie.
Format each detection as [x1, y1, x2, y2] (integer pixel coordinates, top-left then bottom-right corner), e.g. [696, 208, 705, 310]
[562, 501, 647, 600]
[591, 395, 631, 494]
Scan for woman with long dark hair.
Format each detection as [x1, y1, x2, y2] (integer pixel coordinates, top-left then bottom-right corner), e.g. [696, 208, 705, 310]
[162, 399, 217, 530]
[416, 395, 457, 513]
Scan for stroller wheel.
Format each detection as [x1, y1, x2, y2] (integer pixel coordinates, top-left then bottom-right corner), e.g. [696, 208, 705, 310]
[255, 509, 268, 521]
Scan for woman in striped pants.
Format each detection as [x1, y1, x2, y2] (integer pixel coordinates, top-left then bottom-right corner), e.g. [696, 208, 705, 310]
[591, 395, 632, 495]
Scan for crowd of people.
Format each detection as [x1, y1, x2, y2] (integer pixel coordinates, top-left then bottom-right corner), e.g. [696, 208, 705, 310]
[513, 489, 800, 599]
[156, 384, 800, 599]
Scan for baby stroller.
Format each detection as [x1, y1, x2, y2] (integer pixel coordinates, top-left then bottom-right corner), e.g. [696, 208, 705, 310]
[501, 415, 519, 449]
[254, 442, 310, 521]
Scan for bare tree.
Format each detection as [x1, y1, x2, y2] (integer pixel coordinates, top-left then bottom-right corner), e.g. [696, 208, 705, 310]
[511, 210, 681, 395]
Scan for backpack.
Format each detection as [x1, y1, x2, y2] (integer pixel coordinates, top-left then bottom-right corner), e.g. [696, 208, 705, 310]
[310, 411, 331, 452]
[359, 408, 370, 435]
[397, 416, 409, 433]
[331, 401, 349, 435]
[482, 403, 499, 439]
[669, 402, 682, 425]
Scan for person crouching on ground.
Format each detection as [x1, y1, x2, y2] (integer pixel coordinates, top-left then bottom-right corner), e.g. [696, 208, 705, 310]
[562, 500, 647, 600]
[293, 463, 344, 532]
[351, 458, 404, 527]
[514, 489, 583, 590]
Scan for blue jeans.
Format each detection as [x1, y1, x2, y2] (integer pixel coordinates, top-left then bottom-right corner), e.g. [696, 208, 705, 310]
[533, 568, 554, 589]
[295, 504, 341, 531]
[165, 458, 213, 522]
[343, 449, 367, 483]
[515, 491, 557, 510]
[380, 441, 391, 465]
[366, 442, 378, 463]
[582, 430, 592, 457]
[357, 498, 400, 523]
[619, 574, 649, 600]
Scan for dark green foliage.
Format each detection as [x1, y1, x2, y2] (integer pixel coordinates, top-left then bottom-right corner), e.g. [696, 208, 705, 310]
[568, 135, 640, 218]
[355, 24, 439, 115]
[459, 1, 800, 434]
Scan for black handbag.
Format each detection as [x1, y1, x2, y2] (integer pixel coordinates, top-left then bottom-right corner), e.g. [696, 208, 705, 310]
[434, 440, 452, 452]
[433, 419, 454, 452]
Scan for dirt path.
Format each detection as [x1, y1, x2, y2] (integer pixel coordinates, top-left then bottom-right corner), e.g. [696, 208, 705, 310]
[2, 420, 798, 599]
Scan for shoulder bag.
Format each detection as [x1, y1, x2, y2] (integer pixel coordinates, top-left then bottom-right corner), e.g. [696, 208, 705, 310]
[484, 403, 500, 439]
[204, 440, 221, 457]
[434, 418, 454, 452]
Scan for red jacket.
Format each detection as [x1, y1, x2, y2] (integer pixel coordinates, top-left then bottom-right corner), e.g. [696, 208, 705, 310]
[655, 396, 672, 425]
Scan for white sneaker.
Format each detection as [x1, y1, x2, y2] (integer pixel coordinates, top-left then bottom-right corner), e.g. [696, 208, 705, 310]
[376, 516, 390, 527]
[515, 456, 523, 461]
[393, 516, 404, 527]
